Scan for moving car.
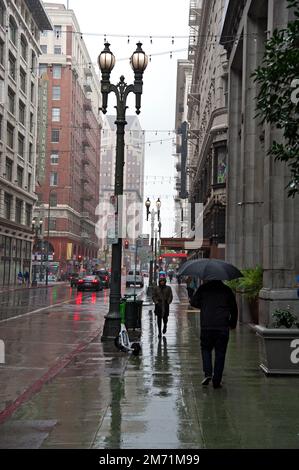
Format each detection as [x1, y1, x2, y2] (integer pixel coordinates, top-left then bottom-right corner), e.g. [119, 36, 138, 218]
[126, 270, 144, 288]
[77, 275, 103, 291]
[93, 269, 110, 288]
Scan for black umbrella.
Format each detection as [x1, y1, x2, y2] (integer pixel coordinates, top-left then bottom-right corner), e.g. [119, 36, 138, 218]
[178, 258, 243, 281]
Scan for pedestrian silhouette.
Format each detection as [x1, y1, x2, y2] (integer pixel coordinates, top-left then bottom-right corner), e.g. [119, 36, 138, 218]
[191, 280, 238, 388]
[152, 278, 173, 338]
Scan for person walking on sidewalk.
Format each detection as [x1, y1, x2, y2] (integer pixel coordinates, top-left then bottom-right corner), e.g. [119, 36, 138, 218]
[190, 280, 238, 388]
[17, 271, 23, 286]
[152, 277, 173, 338]
[24, 271, 30, 287]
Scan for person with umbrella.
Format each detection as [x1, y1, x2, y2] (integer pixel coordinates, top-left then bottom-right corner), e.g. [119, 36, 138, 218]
[178, 259, 241, 389]
[152, 277, 173, 338]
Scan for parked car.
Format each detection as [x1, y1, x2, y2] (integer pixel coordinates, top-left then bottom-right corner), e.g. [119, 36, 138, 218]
[93, 269, 110, 288]
[47, 274, 57, 282]
[126, 270, 144, 288]
[77, 275, 103, 291]
[70, 273, 80, 287]
[141, 270, 149, 277]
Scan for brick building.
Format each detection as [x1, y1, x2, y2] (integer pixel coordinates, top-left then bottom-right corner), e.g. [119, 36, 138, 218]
[0, 0, 52, 286]
[34, 3, 102, 278]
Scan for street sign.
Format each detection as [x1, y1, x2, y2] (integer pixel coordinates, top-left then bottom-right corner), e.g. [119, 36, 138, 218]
[107, 214, 118, 244]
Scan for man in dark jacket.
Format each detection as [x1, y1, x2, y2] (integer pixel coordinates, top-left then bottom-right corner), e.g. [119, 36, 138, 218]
[152, 278, 173, 338]
[190, 280, 238, 388]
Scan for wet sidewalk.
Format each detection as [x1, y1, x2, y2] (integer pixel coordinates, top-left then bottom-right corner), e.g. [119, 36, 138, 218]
[1, 284, 299, 448]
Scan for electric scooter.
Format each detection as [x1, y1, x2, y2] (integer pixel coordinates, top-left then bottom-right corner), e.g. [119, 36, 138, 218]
[114, 296, 141, 356]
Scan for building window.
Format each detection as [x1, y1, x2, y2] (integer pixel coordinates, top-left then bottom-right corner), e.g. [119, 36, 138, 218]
[0, 113, 2, 140]
[50, 172, 58, 186]
[0, 2, 5, 28]
[30, 82, 34, 102]
[40, 44, 47, 54]
[28, 173, 31, 192]
[20, 67, 26, 92]
[53, 64, 61, 79]
[31, 51, 37, 72]
[214, 146, 227, 184]
[49, 192, 57, 207]
[17, 165, 23, 186]
[52, 85, 61, 100]
[39, 63, 47, 77]
[8, 87, 15, 114]
[8, 52, 16, 80]
[41, 30, 48, 37]
[19, 100, 25, 125]
[20, 35, 27, 61]
[54, 45, 61, 55]
[5, 158, 13, 181]
[7, 122, 14, 149]
[30, 112, 33, 133]
[50, 151, 59, 164]
[9, 16, 17, 46]
[52, 107, 60, 122]
[18, 134, 25, 158]
[25, 203, 32, 227]
[29, 142, 33, 163]
[15, 199, 23, 224]
[49, 218, 56, 230]
[51, 129, 60, 143]
[4, 193, 12, 220]
[54, 25, 62, 38]
[0, 38, 4, 66]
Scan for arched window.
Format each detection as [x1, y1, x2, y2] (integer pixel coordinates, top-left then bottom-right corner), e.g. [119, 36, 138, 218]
[20, 34, 28, 61]
[9, 16, 18, 46]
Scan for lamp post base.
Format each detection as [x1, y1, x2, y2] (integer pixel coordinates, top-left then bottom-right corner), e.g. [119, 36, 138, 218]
[101, 314, 121, 341]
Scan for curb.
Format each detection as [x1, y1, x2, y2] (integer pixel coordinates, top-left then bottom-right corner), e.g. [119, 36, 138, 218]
[0, 282, 68, 294]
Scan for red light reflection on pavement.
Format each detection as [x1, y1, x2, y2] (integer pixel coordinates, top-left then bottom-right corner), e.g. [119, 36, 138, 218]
[91, 292, 96, 304]
[73, 312, 80, 322]
[76, 292, 83, 305]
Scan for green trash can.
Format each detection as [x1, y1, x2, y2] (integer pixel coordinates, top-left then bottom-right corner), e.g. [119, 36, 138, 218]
[125, 299, 143, 330]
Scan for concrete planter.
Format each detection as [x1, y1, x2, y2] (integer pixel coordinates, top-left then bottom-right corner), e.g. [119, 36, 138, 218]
[254, 325, 299, 375]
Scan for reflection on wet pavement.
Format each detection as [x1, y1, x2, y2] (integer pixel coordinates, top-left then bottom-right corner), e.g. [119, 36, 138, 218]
[1, 284, 299, 449]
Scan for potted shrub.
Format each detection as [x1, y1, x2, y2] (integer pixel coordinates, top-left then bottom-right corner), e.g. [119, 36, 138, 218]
[254, 306, 299, 375]
[226, 266, 263, 323]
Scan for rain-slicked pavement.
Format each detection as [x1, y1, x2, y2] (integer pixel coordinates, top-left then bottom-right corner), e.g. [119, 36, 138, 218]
[1, 282, 299, 449]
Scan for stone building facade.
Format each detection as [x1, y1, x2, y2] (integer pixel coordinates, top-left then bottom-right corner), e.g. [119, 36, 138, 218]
[99, 115, 145, 269]
[221, 0, 299, 324]
[0, 0, 51, 285]
[34, 3, 102, 278]
[186, 0, 228, 259]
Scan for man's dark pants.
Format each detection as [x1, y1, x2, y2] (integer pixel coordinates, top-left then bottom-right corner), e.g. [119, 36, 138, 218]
[200, 328, 229, 385]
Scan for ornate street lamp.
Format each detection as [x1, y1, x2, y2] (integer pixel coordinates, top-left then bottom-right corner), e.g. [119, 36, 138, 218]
[32, 217, 43, 286]
[145, 197, 151, 221]
[156, 197, 161, 221]
[98, 42, 148, 340]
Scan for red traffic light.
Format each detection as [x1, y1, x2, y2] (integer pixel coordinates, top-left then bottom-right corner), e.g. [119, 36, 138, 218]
[124, 240, 129, 249]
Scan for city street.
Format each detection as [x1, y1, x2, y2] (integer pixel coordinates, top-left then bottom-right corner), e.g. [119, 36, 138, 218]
[1, 282, 299, 449]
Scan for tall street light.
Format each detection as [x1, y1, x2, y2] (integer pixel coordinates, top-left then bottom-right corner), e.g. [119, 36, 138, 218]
[145, 197, 162, 296]
[98, 42, 148, 340]
[32, 217, 43, 286]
